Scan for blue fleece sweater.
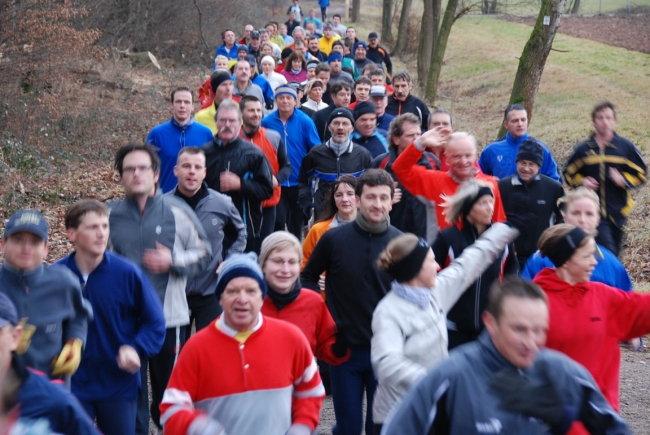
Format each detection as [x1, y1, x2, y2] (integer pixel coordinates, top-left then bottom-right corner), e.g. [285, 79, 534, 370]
[146, 117, 214, 193]
[57, 251, 166, 401]
[479, 132, 560, 181]
[262, 108, 321, 186]
[520, 243, 632, 291]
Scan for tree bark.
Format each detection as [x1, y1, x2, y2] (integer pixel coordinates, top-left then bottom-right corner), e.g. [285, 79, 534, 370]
[381, 0, 395, 44]
[497, 0, 567, 137]
[424, 0, 459, 103]
[393, 0, 413, 54]
[351, 0, 362, 22]
[571, 0, 581, 14]
[417, 0, 441, 88]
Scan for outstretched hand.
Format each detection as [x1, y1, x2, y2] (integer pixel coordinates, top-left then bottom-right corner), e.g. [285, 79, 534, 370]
[415, 126, 452, 151]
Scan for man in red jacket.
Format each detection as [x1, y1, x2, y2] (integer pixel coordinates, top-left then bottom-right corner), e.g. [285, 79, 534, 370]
[160, 253, 324, 435]
[392, 127, 506, 231]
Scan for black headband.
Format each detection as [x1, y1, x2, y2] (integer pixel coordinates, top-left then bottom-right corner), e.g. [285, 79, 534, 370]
[544, 227, 589, 268]
[385, 238, 431, 283]
[461, 186, 494, 217]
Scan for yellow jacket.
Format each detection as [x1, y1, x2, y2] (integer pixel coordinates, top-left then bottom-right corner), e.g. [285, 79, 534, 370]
[318, 35, 341, 55]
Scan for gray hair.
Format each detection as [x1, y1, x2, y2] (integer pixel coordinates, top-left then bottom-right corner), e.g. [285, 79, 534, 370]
[292, 26, 305, 38]
[440, 179, 492, 224]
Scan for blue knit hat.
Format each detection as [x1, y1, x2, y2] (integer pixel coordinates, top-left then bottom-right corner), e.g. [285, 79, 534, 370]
[275, 84, 298, 100]
[215, 253, 268, 299]
[354, 41, 367, 52]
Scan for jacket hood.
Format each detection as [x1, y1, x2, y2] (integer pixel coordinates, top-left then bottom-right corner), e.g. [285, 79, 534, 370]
[533, 267, 589, 305]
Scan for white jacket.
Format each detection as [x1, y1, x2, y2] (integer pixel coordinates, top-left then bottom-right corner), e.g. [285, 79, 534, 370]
[371, 223, 519, 423]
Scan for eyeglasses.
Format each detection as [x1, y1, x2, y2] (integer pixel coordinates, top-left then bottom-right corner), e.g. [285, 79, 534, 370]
[331, 121, 352, 128]
[122, 165, 152, 174]
[268, 258, 300, 267]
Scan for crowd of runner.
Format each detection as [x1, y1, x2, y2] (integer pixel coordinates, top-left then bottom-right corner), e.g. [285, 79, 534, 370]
[0, 1, 647, 434]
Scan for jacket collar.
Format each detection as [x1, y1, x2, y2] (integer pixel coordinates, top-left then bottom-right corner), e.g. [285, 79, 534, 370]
[511, 173, 541, 186]
[171, 116, 194, 130]
[478, 331, 519, 373]
[0, 262, 45, 280]
[505, 132, 529, 146]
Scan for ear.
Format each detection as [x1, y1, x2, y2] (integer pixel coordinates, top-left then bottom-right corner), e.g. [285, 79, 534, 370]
[66, 227, 76, 244]
[173, 165, 179, 178]
[9, 324, 23, 351]
[153, 171, 160, 184]
[355, 195, 361, 210]
[482, 310, 497, 337]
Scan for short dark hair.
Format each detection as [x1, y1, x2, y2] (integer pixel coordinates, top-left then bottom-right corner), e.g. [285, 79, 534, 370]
[392, 71, 412, 84]
[171, 86, 193, 103]
[592, 100, 616, 121]
[354, 76, 371, 88]
[368, 69, 385, 81]
[343, 38, 354, 50]
[387, 113, 420, 151]
[65, 199, 107, 230]
[177, 146, 205, 164]
[486, 276, 547, 321]
[330, 81, 352, 96]
[333, 13, 341, 19]
[307, 35, 319, 43]
[355, 169, 394, 197]
[294, 39, 306, 48]
[114, 143, 160, 177]
[504, 103, 527, 121]
[429, 107, 454, 127]
[315, 62, 331, 74]
[239, 95, 262, 112]
[221, 28, 235, 41]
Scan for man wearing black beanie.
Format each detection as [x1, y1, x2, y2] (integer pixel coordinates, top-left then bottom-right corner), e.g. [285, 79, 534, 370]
[498, 139, 565, 268]
[352, 101, 388, 159]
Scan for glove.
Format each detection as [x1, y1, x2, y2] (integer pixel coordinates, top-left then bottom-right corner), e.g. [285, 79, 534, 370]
[489, 363, 571, 435]
[51, 338, 83, 377]
[265, 98, 275, 111]
[16, 318, 36, 355]
[301, 202, 314, 221]
[331, 322, 351, 358]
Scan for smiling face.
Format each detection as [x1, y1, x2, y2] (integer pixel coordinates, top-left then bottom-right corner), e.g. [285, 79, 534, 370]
[446, 136, 477, 181]
[357, 184, 392, 226]
[561, 237, 598, 284]
[262, 247, 301, 294]
[355, 45, 366, 60]
[219, 277, 263, 332]
[241, 99, 263, 130]
[174, 151, 207, 196]
[516, 159, 540, 183]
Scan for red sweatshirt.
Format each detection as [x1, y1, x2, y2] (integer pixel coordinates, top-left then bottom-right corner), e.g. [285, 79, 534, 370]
[391, 142, 506, 231]
[262, 289, 349, 365]
[534, 268, 650, 414]
[159, 315, 324, 434]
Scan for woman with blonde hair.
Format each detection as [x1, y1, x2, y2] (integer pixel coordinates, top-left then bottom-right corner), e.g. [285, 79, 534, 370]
[371, 222, 519, 433]
[302, 78, 328, 111]
[432, 179, 518, 349]
[522, 187, 632, 290]
[259, 231, 349, 365]
[533, 223, 650, 429]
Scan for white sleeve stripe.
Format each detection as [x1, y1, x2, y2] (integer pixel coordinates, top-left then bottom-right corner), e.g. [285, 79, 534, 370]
[293, 384, 326, 398]
[161, 405, 192, 426]
[294, 358, 319, 385]
[426, 379, 450, 430]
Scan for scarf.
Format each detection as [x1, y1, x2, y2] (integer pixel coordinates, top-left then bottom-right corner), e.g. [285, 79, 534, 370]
[267, 280, 301, 310]
[291, 67, 303, 75]
[326, 138, 350, 157]
[391, 281, 433, 309]
[355, 212, 390, 234]
[330, 213, 353, 229]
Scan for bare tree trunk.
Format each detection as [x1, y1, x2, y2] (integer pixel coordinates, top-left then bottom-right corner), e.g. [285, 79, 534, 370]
[497, 0, 567, 137]
[417, 0, 441, 88]
[382, 0, 395, 44]
[571, 0, 580, 14]
[393, 0, 413, 54]
[132, 0, 151, 51]
[424, 0, 459, 103]
[351, 0, 361, 22]
[490, 0, 497, 12]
